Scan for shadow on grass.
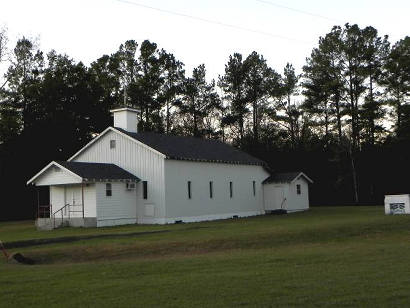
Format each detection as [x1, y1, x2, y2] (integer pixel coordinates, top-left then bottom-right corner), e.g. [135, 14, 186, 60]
[24, 216, 410, 265]
[3, 226, 209, 249]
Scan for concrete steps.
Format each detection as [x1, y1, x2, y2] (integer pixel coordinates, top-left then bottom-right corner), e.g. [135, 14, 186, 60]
[36, 218, 68, 230]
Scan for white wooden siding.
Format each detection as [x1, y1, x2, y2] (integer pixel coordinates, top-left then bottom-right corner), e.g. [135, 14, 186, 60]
[70, 130, 165, 223]
[263, 178, 310, 212]
[286, 178, 309, 211]
[35, 168, 81, 186]
[164, 160, 269, 222]
[263, 183, 288, 210]
[95, 182, 137, 226]
[84, 184, 96, 217]
[50, 186, 65, 214]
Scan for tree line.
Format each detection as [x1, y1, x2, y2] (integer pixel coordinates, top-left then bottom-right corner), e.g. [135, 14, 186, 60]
[0, 23, 409, 220]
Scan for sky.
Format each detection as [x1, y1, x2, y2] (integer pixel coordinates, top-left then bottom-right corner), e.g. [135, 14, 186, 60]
[1, 0, 409, 80]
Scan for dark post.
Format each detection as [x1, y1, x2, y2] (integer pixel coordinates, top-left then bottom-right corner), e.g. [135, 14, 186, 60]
[37, 188, 40, 218]
[82, 183, 85, 219]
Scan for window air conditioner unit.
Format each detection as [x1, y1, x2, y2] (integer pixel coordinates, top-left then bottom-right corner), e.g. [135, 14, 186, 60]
[126, 182, 136, 190]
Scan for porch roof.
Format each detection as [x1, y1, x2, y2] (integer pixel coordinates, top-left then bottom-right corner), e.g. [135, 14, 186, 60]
[263, 172, 313, 184]
[57, 161, 140, 182]
[27, 161, 140, 185]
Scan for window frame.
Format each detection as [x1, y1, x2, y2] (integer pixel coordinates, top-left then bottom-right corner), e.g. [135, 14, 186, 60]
[187, 181, 192, 199]
[209, 181, 213, 199]
[106, 183, 112, 197]
[143, 181, 148, 199]
[229, 181, 233, 198]
[110, 139, 116, 149]
[252, 180, 256, 196]
[296, 184, 301, 195]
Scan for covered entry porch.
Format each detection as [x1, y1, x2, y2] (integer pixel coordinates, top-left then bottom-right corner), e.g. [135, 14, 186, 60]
[27, 161, 140, 230]
[44, 183, 95, 229]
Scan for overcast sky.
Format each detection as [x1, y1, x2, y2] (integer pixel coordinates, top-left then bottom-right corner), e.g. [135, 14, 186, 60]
[1, 0, 409, 79]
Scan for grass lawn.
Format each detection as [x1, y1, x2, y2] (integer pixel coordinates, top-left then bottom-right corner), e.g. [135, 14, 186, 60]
[1, 206, 410, 307]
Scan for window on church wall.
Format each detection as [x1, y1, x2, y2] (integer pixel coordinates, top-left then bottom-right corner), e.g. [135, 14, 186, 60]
[187, 181, 192, 199]
[253, 181, 256, 196]
[106, 183, 112, 197]
[143, 181, 148, 199]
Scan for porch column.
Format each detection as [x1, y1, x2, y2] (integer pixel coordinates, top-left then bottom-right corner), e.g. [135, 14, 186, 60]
[82, 183, 85, 219]
[37, 188, 40, 219]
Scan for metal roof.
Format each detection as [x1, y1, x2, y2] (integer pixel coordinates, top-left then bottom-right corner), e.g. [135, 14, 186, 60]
[115, 128, 266, 166]
[57, 161, 140, 181]
[263, 172, 313, 184]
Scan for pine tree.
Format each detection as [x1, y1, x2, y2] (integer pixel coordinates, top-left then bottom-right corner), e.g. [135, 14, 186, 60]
[276, 63, 301, 149]
[5, 37, 44, 132]
[218, 53, 250, 145]
[134, 40, 164, 131]
[177, 64, 221, 137]
[381, 36, 410, 138]
[243, 52, 279, 142]
[360, 26, 390, 146]
[158, 50, 185, 134]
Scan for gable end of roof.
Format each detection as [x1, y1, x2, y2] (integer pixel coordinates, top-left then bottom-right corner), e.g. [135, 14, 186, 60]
[263, 172, 313, 184]
[68, 127, 166, 161]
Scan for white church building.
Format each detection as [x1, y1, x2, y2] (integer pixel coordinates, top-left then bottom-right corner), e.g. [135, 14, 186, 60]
[28, 108, 312, 229]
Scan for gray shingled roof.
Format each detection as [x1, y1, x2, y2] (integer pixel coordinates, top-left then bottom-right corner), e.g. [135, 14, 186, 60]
[57, 161, 139, 181]
[263, 172, 307, 184]
[115, 128, 266, 166]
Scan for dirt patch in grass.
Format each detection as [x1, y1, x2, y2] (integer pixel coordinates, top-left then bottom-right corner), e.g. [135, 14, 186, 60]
[8, 253, 35, 265]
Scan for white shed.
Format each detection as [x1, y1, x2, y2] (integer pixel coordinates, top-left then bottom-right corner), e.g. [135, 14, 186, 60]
[384, 194, 410, 215]
[263, 172, 313, 212]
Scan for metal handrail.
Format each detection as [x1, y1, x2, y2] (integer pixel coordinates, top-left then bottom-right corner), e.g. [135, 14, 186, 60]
[52, 203, 70, 229]
[52, 203, 83, 228]
[280, 198, 287, 210]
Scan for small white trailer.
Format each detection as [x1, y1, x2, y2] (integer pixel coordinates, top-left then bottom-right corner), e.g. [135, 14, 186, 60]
[384, 194, 410, 215]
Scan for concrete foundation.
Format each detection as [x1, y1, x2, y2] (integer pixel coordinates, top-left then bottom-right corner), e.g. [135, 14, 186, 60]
[36, 217, 97, 230]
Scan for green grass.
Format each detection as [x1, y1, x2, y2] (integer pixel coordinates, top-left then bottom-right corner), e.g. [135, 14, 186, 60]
[2, 206, 410, 307]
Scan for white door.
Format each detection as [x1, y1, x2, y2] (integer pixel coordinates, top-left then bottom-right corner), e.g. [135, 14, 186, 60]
[65, 186, 82, 216]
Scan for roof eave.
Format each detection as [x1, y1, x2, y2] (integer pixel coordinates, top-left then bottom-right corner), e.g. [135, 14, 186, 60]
[83, 178, 140, 182]
[165, 156, 266, 166]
